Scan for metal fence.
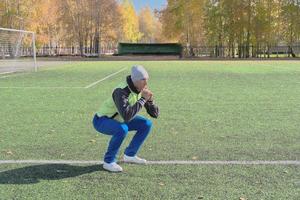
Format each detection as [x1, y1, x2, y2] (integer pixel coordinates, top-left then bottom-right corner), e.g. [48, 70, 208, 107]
[36, 46, 117, 57]
[0, 46, 35, 59]
[183, 45, 300, 58]
[1, 45, 300, 59]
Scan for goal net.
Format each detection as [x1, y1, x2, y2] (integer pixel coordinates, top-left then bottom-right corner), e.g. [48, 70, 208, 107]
[0, 28, 37, 75]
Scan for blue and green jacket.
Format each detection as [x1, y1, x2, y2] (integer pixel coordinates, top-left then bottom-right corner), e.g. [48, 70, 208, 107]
[97, 76, 159, 122]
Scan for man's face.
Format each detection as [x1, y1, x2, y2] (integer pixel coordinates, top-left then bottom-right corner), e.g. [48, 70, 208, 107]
[133, 78, 148, 92]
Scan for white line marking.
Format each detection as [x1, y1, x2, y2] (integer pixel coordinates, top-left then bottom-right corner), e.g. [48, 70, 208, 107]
[0, 160, 299, 165]
[0, 87, 84, 89]
[0, 73, 28, 79]
[0, 71, 16, 75]
[147, 160, 300, 165]
[0, 74, 25, 79]
[0, 71, 33, 79]
[0, 75, 11, 79]
[0, 67, 127, 88]
[85, 67, 127, 89]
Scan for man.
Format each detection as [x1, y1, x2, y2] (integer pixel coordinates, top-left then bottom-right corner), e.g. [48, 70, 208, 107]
[93, 65, 159, 172]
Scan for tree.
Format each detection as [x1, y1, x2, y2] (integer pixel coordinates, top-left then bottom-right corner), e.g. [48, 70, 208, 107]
[1, 0, 299, 58]
[159, 0, 206, 55]
[139, 6, 156, 43]
[59, 0, 122, 56]
[119, 0, 142, 42]
[281, 0, 300, 57]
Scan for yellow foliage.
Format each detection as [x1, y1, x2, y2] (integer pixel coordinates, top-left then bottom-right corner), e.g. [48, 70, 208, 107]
[139, 6, 156, 42]
[119, 0, 142, 42]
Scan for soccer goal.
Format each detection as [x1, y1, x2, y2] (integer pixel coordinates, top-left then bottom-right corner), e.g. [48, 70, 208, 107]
[0, 27, 37, 74]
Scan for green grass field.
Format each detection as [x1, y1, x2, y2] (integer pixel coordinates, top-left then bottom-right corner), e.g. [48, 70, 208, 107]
[0, 61, 299, 199]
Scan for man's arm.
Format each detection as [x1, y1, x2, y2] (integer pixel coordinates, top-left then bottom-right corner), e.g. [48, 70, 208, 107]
[144, 100, 159, 118]
[112, 88, 146, 122]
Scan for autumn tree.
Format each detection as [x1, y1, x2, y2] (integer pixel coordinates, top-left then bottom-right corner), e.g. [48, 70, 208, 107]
[59, 0, 122, 56]
[281, 0, 300, 57]
[139, 6, 156, 42]
[159, 0, 206, 55]
[119, 0, 143, 42]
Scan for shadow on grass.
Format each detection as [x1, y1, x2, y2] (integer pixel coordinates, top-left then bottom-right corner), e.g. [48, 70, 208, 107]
[0, 164, 104, 184]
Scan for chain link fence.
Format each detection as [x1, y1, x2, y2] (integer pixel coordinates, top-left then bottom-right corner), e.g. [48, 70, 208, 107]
[183, 45, 300, 58]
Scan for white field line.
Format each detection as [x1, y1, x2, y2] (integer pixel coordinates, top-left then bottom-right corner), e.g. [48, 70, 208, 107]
[0, 72, 32, 79]
[0, 67, 127, 89]
[0, 75, 12, 79]
[0, 71, 36, 80]
[85, 67, 127, 89]
[0, 86, 84, 89]
[0, 71, 16, 75]
[0, 160, 299, 165]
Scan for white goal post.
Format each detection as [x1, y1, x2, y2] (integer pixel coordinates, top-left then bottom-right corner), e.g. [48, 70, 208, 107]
[0, 27, 37, 73]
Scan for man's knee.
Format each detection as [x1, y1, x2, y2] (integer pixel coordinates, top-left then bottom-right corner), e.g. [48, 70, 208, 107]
[117, 124, 129, 137]
[141, 119, 152, 130]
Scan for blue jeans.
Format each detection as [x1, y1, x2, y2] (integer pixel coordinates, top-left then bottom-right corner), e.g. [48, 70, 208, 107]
[93, 114, 152, 163]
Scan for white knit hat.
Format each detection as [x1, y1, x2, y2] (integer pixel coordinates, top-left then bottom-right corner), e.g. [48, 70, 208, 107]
[131, 65, 149, 82]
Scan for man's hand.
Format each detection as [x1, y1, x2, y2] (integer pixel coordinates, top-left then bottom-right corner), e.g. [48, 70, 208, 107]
[148, 93, 154, 101]
[141, 88, 153, 101]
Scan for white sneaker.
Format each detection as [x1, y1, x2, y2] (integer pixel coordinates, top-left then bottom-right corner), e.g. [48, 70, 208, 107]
[123, 154, 147, 164]
[103, 162, 123, 172]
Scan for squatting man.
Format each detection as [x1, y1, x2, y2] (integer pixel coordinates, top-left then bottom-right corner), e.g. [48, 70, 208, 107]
[93, 65, 159, 172]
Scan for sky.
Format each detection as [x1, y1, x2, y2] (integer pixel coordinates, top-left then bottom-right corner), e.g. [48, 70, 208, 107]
[132, 0, 167, 12]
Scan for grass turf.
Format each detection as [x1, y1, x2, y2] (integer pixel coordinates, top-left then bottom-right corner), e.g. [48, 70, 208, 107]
[0, 60, 299, 199]
[0, 164, 299, 199]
